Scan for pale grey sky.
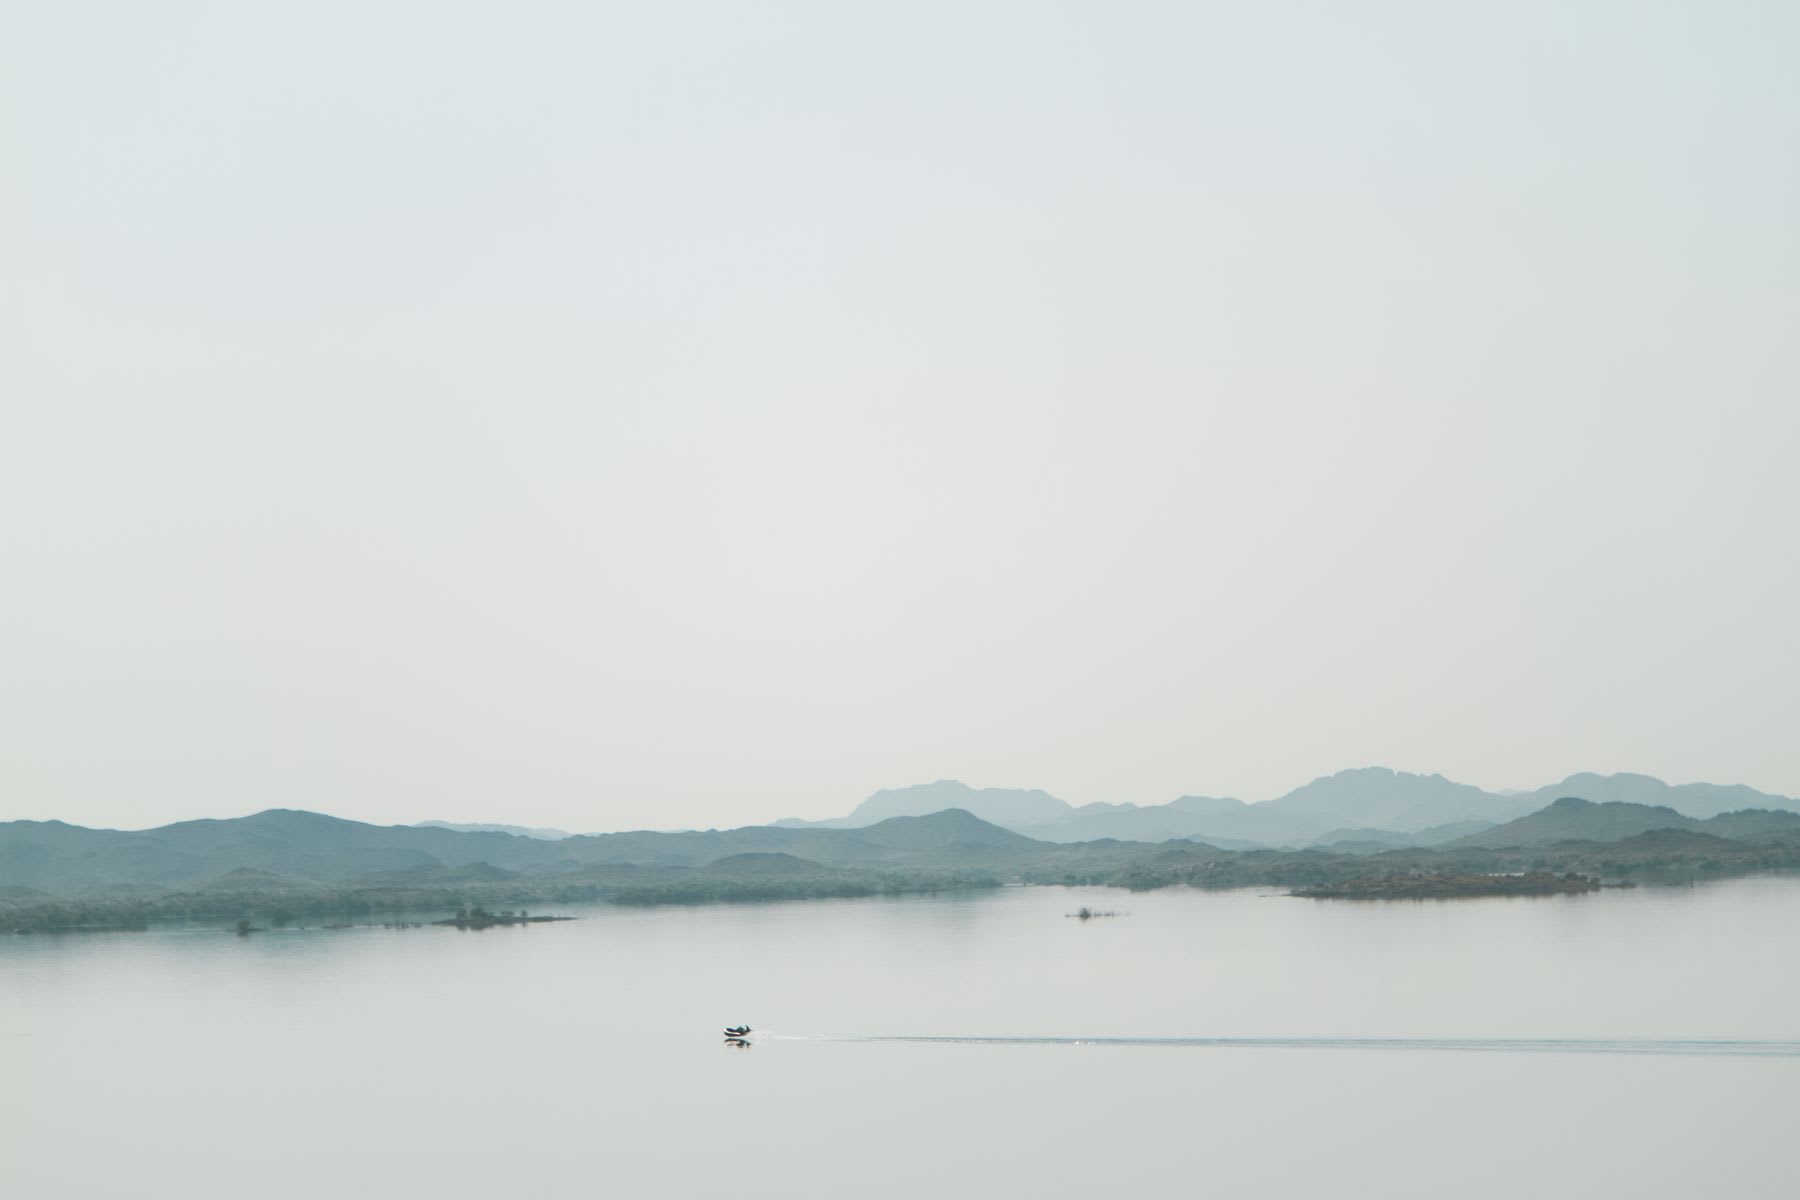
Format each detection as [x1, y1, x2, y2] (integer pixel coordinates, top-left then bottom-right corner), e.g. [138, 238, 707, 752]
[4, 1, 1797, 832]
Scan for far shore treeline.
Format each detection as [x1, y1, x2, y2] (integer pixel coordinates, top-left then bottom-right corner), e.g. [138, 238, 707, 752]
[6, 785, 1800, 932]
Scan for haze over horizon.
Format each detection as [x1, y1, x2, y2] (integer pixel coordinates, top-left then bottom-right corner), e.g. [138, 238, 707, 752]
[12, 764, 1797, 838]
[6, 2, 1798, 833]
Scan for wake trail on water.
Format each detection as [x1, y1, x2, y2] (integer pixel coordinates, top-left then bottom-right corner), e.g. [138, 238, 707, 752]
[762, 1033, 1800, 1058]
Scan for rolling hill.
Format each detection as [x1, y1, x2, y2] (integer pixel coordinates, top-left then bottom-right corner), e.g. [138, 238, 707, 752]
[1451, 797, 1800, 848]
[0, 807, 1047, 895]
[785, 769, 1800, 848]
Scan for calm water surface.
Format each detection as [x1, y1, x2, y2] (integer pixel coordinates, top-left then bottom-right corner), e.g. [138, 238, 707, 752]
[5, 879, 1798, 1197]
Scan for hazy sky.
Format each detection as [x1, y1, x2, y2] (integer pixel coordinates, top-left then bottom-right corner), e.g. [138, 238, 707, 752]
[5, 2, 1797, 832]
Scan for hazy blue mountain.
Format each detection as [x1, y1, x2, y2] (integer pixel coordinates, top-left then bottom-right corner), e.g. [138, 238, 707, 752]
[1513, 773, 1800, 819]
[1167, 795, 1251, 816]
[1015, 805, 1271, 848]
[799, 775, 1417, 845]
[1252, 768, 1535, 833]
[0, 810, 569, 893]
[0, 807, 1050, 895]
[1029, 770, 1528, 846]
[1307, 820, 1498, 852]
[849, 807, 1034, 849]
[415, 821, 573, 840]
[1452, 798, 1691, 847]
[1452, 797, 1800, 848]
[0, 819, 205, 894]
[842, 781, 1072, 828]
[803, 768, 1563, 847]
[778, 768, 1799, 849]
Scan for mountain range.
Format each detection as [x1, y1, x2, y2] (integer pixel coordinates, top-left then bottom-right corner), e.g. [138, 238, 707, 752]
[414, 821, 573, 840]
[1449, 797, 1800, 849]
[0, 807, 1044, 897]
[774, 769, 1800, 849]
[6, 786, 1800, 930]
[6, 768, 1799, 902]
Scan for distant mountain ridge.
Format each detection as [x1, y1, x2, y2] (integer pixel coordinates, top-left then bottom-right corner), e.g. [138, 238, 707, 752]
[1508, 773, 1795, 820]
[780, 768, 1800, 849]
[1452, 797, 1800, 849]
[415, 821, 573, 840]
[773, 781, 1074, 830]
[0, 807, 1045, 896]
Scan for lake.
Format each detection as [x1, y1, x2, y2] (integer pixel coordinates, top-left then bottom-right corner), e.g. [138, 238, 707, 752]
[5, 878, 1797, 1197]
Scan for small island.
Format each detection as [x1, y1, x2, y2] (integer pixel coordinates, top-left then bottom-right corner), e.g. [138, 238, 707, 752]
[432, 906, 574, 929]
[1292, 871, 1605, 900]
[1069, 906, 1123, 920]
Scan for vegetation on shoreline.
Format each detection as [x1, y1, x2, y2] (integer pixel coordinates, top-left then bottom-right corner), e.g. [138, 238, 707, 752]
[1016, 828, 1800, 895]
[0, 867, 1004, 933]
[1292, 871, 1606, 899]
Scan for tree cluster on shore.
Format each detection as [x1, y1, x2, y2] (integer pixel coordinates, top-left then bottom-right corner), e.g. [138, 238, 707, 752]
[1291, 871, 1605, 899]
[1, 868, 1005, 933]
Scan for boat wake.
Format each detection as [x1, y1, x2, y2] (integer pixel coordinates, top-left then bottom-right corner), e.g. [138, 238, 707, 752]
[765, 1033, 1800, 1058]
